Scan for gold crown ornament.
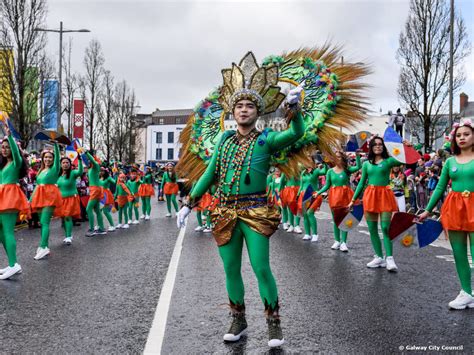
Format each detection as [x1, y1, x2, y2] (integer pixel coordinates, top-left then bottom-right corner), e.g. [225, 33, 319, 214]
[219, 52, 286, 115]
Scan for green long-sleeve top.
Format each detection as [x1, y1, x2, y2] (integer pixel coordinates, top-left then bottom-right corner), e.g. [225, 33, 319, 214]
[115, 182, 130, 197]
[58, 160, 83, 198]
[86, 152, 100, 187]
[299, 164, 328, 194]
[317, 156, 362, 194]
[160, 172, 177, 190]
[100, 176, 117, 190]
[274, 174, 286, 191]
[0, 135, 22, 184]
[127, 178, 141, 194]
[142, 174, 153, 184]
[352, 156, 401, 201]
[425, 157, 474, 212]
[190, 111, 304, 199]
[36, 143, 60, 185]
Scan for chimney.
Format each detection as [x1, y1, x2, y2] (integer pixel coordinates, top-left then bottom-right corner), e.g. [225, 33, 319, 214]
[460, 92, 468, 112]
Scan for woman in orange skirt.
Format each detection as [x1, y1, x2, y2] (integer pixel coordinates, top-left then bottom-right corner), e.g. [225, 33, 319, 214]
[194, 186, 215, 233]
[57, 157, 83, 245]
[279, 174, 301, 233]
[419, 120, 474, 309]
[31, 142, 62, 260]
[100, 167, 117, 231]
[138, 166, 155, 220]
[315, 150, 361, 251]
[0, 123, 30, 279]
[160, 163, 179, 217]
[348, 137, 401, 271]
[115, 173, 133, 229]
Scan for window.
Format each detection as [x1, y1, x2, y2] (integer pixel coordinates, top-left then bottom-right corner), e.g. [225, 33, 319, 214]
[156, 132, 162, 144]
[167, 148, 174, 160]
[156, 148, 162, 160]
[168, 132, 174, 143]
[176, 117, 182, 124]
[159, 118, 164, 125]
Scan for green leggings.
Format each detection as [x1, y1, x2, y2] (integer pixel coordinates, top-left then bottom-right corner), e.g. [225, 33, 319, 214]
[102, 207, 114, 227]
[284, 207, 300, 227]
[331, 211, 348, 243]
[281, 207, 288, 224]
[366, 212, 392, 258]
[197, 211, 211, 227]
[449, 231, 474, 295]
[303, 209, 317, 235]
[165, 194, 179, 214]
[39, 207, 55, 248]
[141, 197, 151, 215]
[129, 201, 139, 220]
[86, 199, 104, 230]
[0, 212, 18, 266]
[118, 205, 128, 224]
[218, 221, 278, 308]
[63, 216, 73, 238]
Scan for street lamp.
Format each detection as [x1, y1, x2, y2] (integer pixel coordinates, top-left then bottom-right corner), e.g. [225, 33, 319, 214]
[34, 21, 90, 131]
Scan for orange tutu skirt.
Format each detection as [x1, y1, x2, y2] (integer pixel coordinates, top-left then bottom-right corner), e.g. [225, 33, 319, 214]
[362, 185, 398, 213]
[163, 182, 179, 195]
[116, 195, 130, 208]
[138, 183, 155, 197]
[297, 192, 323, 215]
[280, 186, 298, 207]
[31, 184, 63, 216]
[196, 193, 212, 212]
[104, 189, 115, 206]
[89, 186, 103, 201]
[440, 191, 474, 231]
[61, 195, 81, 218]
[0, 184, 30, 215]
[328, 186, 354, 209]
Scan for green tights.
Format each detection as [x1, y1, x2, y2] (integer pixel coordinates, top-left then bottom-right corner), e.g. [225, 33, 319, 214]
[102, 207, 114, 227]
[165, 194, 179, 214]
[39, 207, 55, 248]
[449, 231, 474, 295]
[0, 212, 18, 266]
[118, 205, 128, 224]
[366, 212, 392, 258]
[197, 211, 211, 227]
[63, 216, 73, 238]
[285, 207, 300, 227]
[281, 207, 288, 224]
[141, 197, 151, 216]
[331, 211, 347, 243]
[86, 199, 104, 230]
[129, 201, 139, 220]
[218, 221, 278, 308]
[303, 209, 317, 235]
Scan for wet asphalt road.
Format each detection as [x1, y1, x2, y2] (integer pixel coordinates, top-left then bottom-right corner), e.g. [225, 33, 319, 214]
[1, 200, 473, 354]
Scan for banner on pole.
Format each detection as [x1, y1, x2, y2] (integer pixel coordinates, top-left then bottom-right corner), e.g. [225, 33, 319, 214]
[73, 99, 85, 140]
[43, 80, 58, 130]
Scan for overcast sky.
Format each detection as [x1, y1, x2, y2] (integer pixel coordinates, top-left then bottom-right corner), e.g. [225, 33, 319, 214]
[46, 0, 474, 115]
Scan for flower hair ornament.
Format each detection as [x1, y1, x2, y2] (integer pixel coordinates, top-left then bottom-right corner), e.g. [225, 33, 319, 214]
[449, 118, 474, 141]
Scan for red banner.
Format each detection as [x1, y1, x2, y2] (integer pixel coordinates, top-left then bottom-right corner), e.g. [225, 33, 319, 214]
[73, 99, 85, 140]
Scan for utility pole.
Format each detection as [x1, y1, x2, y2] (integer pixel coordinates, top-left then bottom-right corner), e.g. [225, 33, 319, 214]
[449, 0, 454, 128]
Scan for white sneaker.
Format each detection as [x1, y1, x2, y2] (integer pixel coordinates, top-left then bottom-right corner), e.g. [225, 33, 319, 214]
[140, 214, 146, 219]
[366, 256, 386, 268]
[165, 213, 171, 217]
[294, 226, 303, 234]
[282, 223, 289, 230]
[339, 242, 348, 252]
[331, 241, 341, 250]
[145, 215, 150, 220]
[94, 225, 99, 231]
[132, 220, 139, 225]
[108, 226, 116, 232]
[311, 234, 319, 242]
[0, 263, 22, 280]
[223, 328, 247, 342]
[63, 237, 73, 245]
[0, 265, 9, 274]
[116, 224, 123, 229]
[386, 256, 398, 272]
[302, 234, 311, 240]
[127, 219, 132, 224]
[195, 226, 204, 232]
[203, 227, 212, 233]
[287, 226, 294, 233]
[34, 247, 50, 260]
[448, 290, 474, 310]
[122, 224, 130, 229]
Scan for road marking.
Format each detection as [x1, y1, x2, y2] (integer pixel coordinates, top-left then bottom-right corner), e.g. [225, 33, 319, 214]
[144, 221, 187, 354]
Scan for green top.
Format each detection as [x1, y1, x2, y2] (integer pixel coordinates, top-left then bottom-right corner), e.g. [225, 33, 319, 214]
[298, 164, 328, 194]
[352, 156, 401, 201]
[273, 174, 285, 192]
[58, 160, 84, 198]
[36, 143, 60, 185]
[127, 178, 141, 194]
[86, 152, 100, 187]
[425, 157, 474, 212]
[0, 135, 23, 185]
[142, 174, 153, 184]
[190, 111, 304, 199]
[160, 172, 177, 190]
[115, 183, 129, 197]
[100, 176, 116, 190]
[317, 156, 362, 194]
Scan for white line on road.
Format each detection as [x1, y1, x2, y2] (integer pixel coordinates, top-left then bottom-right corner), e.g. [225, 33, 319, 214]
[144, 221, 187, 355]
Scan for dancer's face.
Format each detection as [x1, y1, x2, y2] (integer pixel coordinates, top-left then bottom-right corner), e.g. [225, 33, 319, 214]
[455, 126, 473, 150]
[43, 152, 54, 167]
[130, 172, 137, 180]
[233, 100, 258, 128]
[371, 138, 384, 156]
[1, 140, 12, 159]
[61, 159, 71, 171]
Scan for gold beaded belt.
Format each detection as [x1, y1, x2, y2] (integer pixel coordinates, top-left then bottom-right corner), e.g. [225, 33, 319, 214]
[219, 192, 268, 209]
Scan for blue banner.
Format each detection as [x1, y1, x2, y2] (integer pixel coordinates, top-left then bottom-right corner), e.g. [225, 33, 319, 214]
[43, 80, 58, 130]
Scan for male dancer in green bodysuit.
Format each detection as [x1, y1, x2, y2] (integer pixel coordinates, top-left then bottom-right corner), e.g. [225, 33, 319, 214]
[178, 85, 304, 347]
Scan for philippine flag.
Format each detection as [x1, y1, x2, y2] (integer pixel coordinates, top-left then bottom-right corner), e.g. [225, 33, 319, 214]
[383, 127, 420, 164]
[301, 185, 315, 214]
[333, 203, 364, 232]
[65, 145, 78, 163]
[389, 212, 443, 248]
[346, 131, 371, 152]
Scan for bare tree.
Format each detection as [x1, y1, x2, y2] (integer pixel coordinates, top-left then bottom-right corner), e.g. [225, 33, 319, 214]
[0, 0, 48, 145]
[63, 38, 79, 138]
[397, 0, 470, 151]
[82, 39, 104, 150]
[97, 69, 115, 161]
